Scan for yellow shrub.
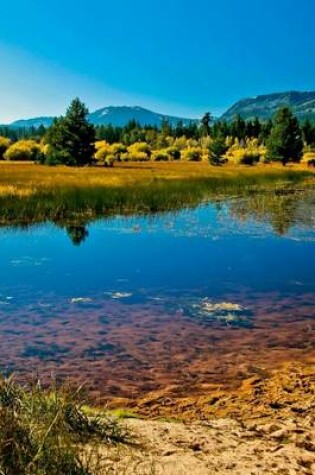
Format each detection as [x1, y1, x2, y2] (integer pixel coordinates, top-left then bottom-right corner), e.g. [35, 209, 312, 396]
[95, 142, 127, 162]
[225, 136, 234, 148]
[152, 150, 170, 161]
[0, 136, 11, 159]
[127, 151, 150, 162]
[246, 137, 259, 148]
[40, 143, 50, 156]
[165, 146, 181, 160]
[125, 142, 151, 161]
[4, 140, 43, 161]
[155, 134, 174, 149]
[302, 152, 315, 164]
[174, 137, 189, 150]
[95, 146, 109, 162]
[182, 147, 203, 161]
[200, 136, 213, 149]
[227, 148, 261, 165]
[128, 142, 151, 155]
[103, 154, 115, 167]
[225, 137, 266, 165]
[110, 143, 127, 158]
[95, 140, 110, 150]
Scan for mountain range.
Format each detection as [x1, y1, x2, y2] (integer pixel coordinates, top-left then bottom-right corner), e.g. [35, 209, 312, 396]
[3, 90, 315, 129]
[220, 91, 315, 122]
[7, 106, 195, 129]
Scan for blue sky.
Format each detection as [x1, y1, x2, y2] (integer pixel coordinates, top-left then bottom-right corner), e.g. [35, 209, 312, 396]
[0, 0, 314, 122]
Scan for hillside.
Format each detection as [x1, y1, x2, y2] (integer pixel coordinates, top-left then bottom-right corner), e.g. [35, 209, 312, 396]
[220, 90, 315, 122]
[89, 106, 194, 127]
[7, 116, 56, 128]
[7, 106, 195, 129]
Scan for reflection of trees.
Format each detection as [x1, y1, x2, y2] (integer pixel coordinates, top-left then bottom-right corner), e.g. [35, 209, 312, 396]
[66, 225, 89, 246]
[228, 189, 315, 236]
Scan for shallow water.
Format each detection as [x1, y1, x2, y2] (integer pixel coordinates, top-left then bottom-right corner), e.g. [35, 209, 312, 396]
[0, 189, 314, 402]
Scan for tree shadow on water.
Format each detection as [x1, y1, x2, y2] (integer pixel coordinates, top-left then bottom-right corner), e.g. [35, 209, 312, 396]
[66, 225, 89, 246]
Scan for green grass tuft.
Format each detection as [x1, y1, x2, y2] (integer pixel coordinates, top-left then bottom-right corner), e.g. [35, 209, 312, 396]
[0, 377, 130, 475]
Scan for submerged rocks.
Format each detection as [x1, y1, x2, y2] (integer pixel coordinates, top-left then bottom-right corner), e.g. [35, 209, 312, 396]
[104, 291, 133, 299]
[184, 299, 254, 327]
[70, 297, 93, 304]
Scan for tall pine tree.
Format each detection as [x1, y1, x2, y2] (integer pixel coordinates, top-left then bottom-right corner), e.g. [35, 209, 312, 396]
[46, 98, 96, 166]
[266, 108, 303, 165]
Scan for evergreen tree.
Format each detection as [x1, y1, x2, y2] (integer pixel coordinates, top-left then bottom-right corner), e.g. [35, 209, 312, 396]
[252, 117, 261, 138]
[174, 120, 184, 138]
[201, 112, 213, 136]
[260, 119, 273, 143]
[37, 125, 47, 137]
[302, 119, 315, 146]
[266, 107, 303, 165]
[231, 114, 246, 140]
[245, 120, 254, 138]
[125, 119, 139, 132]
[185, 122, 199, 139]
[161, 118, 172, 136]
[212, 121, 221, 138]
[220, 120, 230, 137]
[208, 134, 228, 165]
[46, 98, 96, 166]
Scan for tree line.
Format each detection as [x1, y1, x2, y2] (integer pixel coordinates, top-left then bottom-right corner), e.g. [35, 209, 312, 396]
[1, 98, 315, 166]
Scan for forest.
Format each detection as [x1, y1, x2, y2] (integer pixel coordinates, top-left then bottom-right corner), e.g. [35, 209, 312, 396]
[1, 99, 315, 168]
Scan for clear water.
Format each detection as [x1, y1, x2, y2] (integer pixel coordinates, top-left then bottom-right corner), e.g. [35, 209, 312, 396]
[0, 190, 314, 401]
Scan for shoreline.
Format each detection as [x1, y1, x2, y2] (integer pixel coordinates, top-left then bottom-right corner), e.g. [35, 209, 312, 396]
[98, 363, 315, 474]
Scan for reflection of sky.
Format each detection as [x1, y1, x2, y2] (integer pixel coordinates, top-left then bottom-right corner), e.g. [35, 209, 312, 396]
[0, 196, 314, 310]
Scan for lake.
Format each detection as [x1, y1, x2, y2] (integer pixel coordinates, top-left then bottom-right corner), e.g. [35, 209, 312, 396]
[0, 188, 314, 404]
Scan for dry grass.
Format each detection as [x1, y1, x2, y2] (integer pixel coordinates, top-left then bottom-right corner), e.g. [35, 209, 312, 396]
[0, 161, 313, 226]
[0, 161, 313, 197]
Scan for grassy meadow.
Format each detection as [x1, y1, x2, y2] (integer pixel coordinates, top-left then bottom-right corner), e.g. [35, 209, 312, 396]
[0, 161, 314, 226]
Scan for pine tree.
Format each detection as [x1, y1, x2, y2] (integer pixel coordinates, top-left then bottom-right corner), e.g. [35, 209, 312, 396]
[302, 119, 315, 146]
[201, 112, 213, 136]
[46, 98, 96, 166]
[174, 120, 184, 138]
[231, 114, 246, 140]
[208, 134, 228, 165]
[252, 117, 261, 138]
[161, 118, 172, 136]
[260, 119, 273, 143]
[266, 107, 303, 166]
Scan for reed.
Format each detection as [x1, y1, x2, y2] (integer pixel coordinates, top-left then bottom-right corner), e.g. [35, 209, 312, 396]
[0, 162, 313, 226]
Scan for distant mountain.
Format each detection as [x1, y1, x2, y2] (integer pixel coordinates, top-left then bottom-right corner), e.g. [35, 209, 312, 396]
[8, 117, 55, 128]
[7, 106, 196, 129]
[89, 106, 195, 127]
[6, 91, 315, 130]
[220, 91, 315, 122]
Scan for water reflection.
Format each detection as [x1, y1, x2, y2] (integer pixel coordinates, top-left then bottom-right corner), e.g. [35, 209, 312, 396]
[65, 225, 89, 246]
[1, 187, 314, 246]
[229, 189, 315, 236]
[61, 188, 315, 244]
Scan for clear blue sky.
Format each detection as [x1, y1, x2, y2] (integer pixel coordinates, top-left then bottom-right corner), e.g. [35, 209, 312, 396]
[0, 0, 314, 122]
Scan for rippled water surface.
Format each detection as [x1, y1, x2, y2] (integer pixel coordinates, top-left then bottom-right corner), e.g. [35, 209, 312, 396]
[0, 189, 314, 402]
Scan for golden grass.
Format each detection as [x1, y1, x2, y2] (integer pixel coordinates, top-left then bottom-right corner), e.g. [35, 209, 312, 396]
[0, 161, 314, 197]
[0, 161, 313, 226]
[0, 185, 33, 197]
